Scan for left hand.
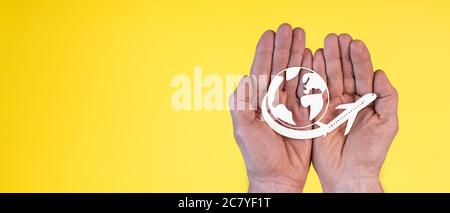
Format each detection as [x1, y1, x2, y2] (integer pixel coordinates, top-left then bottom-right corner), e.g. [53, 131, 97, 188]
[311, 34, 399, 192]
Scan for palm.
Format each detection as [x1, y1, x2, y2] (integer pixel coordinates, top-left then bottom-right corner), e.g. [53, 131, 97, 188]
[236, 120, 309, 185]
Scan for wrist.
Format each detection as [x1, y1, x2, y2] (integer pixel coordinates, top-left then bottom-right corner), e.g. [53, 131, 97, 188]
[248, 177, 303, 193]
[321, 169, 383, 193]
[324, 177, 383, 193]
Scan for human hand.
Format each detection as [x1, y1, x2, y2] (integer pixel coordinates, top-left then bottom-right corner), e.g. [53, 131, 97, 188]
[229, 24, 313, 192]
[311, 34, 399, 192]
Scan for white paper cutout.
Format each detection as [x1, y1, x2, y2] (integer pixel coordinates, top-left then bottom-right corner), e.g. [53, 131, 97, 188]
[261, 67, 377, 139]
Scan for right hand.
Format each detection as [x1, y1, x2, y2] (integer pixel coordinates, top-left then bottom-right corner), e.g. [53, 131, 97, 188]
[229, 24, 313, 192]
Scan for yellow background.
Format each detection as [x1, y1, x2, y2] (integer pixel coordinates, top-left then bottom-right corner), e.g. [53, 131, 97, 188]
[1, 0, 449, 192]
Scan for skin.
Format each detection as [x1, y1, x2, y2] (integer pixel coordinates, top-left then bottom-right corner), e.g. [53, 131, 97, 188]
[229, 24, 398, 193]
[312, 34, 398, 192]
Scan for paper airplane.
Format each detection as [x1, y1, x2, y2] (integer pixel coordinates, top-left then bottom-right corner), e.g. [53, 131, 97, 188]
[261, 93, 377, 139]
[316, 93, 377, 136]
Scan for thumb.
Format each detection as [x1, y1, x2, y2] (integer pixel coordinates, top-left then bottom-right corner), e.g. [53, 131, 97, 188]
[373, 70, 398, 120]
[229, 75, 255, 122]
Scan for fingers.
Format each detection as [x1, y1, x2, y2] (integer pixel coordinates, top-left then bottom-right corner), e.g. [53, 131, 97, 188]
[288, 48, 312, 158]
[229, 76, 255, 123]
[272, 23, 293, 80]
[312, 49, 328, 123]
[313, 49, 327, 84]
[373, 70, 398, 119]
[324, 34, 344, 98]
[350, 40, 374, 96]
[296, 48, 313, 98]
[285, 27, 306, 107]
[338, 34, 355, 95]
[250, 30, 275, 110]
[295, 48, 313, 126]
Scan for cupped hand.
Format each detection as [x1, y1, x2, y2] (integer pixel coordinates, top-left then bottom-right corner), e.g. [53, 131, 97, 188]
[229, 24, 313, 192]
[311, 34, 399, 192]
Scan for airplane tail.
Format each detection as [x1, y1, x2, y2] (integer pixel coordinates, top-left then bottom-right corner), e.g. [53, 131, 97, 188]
[316, 122, 328, 137]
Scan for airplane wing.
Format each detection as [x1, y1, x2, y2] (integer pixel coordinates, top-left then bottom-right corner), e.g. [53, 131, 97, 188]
[344, 113, 357, 135]
[336, 103, 358, 135]
[336, 103, 353, 110]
